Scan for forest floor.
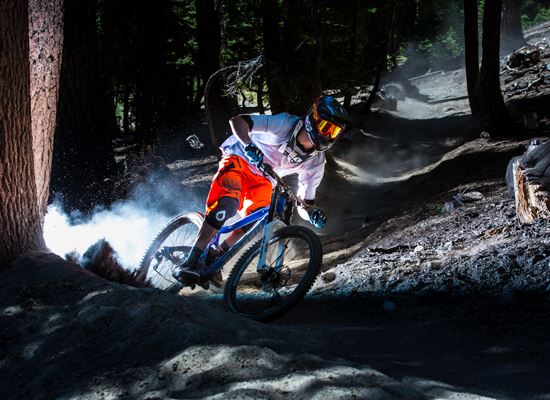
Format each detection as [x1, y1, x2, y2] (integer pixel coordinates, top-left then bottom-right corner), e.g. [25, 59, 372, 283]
[3, 25, 550, 400]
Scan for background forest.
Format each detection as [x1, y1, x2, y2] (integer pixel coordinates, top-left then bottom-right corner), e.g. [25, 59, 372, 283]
[4, 1, 550, 397]
[48, 0, 550, 213]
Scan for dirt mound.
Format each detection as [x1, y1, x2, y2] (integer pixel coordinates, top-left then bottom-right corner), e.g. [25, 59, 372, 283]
[0, 253, 429, 399]
[316, 178, 550, 299]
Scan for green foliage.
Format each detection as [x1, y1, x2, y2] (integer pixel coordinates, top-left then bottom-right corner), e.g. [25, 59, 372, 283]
[400, 0, 464, 68]
[435, 26, 463, 58]
[522, 6, 550, 28]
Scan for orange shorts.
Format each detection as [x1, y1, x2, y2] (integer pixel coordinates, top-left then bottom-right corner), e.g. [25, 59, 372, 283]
[206, 155, 272, 216]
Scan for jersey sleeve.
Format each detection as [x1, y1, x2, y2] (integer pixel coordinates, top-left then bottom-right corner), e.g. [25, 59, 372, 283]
[246, 115, 269, 134]
[246, 113, 298, 145]
[297, 154, 326, 201]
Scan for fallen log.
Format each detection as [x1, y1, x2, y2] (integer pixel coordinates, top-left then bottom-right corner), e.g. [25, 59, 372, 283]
[513, 149, 550, 224]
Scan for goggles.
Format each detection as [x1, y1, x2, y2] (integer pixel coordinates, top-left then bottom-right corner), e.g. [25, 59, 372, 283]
[312, 102, 344, 141]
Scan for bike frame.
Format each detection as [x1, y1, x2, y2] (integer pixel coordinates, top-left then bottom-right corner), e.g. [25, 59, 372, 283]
[198, 164, 308, 279]
[200, 186, 281, 277]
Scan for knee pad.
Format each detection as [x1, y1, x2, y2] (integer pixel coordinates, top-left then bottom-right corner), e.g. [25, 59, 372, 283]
[205, 196, 239, 229]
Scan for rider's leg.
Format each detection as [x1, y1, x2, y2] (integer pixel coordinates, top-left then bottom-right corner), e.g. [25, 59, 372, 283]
[173, 156, 244, 281]
[173, 155, 271, 282]
[218, 175, 273, 251]
[173, 196, 239, 280]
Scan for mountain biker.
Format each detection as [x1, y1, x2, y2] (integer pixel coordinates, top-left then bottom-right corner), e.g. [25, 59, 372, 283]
[173, 95, 351, 285]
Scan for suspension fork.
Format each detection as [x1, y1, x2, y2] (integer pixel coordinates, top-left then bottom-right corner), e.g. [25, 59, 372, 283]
[257, 184, 281, 272]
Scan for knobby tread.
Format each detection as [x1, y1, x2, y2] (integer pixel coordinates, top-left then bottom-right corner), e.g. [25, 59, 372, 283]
[137, 212, 203, 286]
[224, 225, 323, 322]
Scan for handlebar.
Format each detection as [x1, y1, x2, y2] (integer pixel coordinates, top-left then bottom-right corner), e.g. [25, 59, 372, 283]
[258, 163, 311, 210]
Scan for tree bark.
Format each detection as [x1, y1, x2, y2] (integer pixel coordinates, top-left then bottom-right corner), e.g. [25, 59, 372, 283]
[463, 0, 482, 116]
[501, 0, 526, 54]
[512, 159, 550, 224]
[28, 0, 64, 216]
[0, 0, 46, 266]
[479, 0, 518, 136]
[51, 0, 116, 213]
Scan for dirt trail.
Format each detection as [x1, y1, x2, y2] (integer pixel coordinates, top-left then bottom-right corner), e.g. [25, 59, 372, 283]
[3, 23, 550, 400]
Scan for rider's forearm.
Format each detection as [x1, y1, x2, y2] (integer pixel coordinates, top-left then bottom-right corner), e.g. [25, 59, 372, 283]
[229, 116, 252, 145]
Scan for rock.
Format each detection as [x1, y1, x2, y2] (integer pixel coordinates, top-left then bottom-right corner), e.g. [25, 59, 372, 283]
[322, 272, 336, 283]
[455, 191, 484, 203]
[442, 201, 456, 213]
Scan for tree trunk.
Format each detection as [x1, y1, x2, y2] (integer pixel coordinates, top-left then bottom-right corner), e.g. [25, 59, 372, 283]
[195, 0, 233, 147]
[257, 89, 265, 114]
[51, 0, 116, 213]
[0, 0, 46, 266]
[479, 0, 518, 136]
[463, 0, 482, 116]
[282, 0, 315, 114]
[309, 0, 323, 99]
[135, 0, 168, 145]
[501, 0, 526, 54]
[365, 0, 396, 113]
[343, 0, 359, 110]
[261, 0, 287, 113]
[28, 0, 64, 216]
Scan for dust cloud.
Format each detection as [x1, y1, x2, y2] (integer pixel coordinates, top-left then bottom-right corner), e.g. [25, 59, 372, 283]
[44, 201, 171, 269]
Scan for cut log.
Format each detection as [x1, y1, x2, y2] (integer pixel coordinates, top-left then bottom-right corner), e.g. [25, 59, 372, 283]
[513, 159, 550, 224]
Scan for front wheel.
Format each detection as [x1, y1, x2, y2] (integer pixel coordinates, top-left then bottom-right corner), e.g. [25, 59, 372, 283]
[224, 225, 322, 321]
[137, 212, 203, 290]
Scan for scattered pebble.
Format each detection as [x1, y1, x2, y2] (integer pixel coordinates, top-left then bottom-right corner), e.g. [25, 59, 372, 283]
[322, 272, 336, 283]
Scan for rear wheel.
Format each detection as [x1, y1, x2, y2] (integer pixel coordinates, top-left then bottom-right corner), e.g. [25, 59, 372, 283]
[224, 225, 322, 321]
[138, 212, 203, 290]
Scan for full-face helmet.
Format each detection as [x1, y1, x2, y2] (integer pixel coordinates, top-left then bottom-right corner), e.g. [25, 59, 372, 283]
[304, 95, 351, 151]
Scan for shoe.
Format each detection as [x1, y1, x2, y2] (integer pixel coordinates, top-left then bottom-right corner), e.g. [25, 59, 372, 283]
[172, 258, 200, 281]
[209, 270, 223, 288]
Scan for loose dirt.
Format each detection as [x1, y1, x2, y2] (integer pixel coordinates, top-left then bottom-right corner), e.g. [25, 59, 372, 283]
[3, 23, 550, 400]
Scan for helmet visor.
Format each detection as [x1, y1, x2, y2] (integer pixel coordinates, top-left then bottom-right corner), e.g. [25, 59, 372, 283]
[316, 119, 344, 141]
[312, 103, 344, 142]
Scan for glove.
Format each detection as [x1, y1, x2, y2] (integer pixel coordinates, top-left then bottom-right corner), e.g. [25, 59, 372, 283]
[308, 208, 327, 229]
[244, 143, 263, 167]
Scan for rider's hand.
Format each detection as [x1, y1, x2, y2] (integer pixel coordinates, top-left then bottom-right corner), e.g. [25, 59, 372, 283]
[244, 143, 263, 167]
[308, 208, 326, 229]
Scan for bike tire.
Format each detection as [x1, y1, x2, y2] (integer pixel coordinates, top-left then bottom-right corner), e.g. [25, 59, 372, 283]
[223, 225, 322, 322]
[137, 212, 203, 290]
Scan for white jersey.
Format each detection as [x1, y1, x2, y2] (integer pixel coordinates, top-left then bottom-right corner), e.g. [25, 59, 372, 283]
[220, 113, 326, 201]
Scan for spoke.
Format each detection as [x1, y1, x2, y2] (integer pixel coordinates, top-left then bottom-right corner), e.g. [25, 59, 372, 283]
[268, 241, 291, 269]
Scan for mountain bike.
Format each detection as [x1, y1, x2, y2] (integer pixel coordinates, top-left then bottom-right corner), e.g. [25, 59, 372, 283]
[137, 163, 323, 321]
